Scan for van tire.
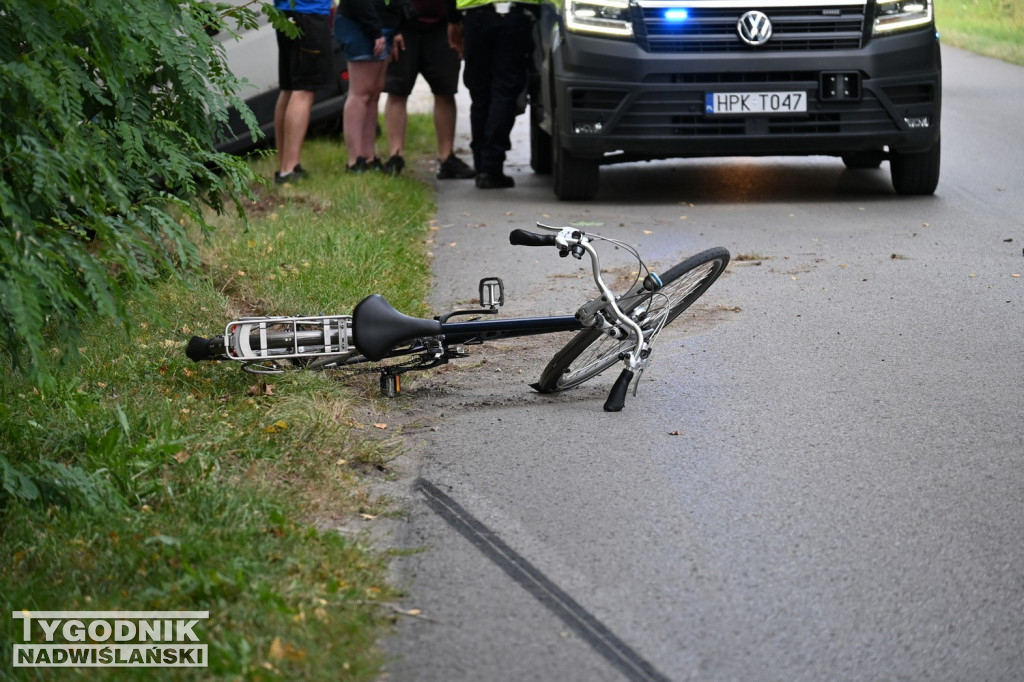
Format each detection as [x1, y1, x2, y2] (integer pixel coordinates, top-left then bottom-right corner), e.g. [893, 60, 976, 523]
[890, 140, 940, 196]
[552, 114, 599, 201]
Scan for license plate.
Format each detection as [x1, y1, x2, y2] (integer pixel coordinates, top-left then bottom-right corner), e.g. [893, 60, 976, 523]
[705, 91, 807, 115]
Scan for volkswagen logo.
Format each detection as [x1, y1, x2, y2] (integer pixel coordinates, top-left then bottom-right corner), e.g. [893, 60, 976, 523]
[737, 11, 772, 46]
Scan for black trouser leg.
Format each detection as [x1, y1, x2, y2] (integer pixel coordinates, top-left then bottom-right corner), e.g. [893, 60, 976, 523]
[463, 8, 532, 176]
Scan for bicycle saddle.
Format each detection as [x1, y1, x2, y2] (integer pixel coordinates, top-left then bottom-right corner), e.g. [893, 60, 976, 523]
[352, 294, 443, 362]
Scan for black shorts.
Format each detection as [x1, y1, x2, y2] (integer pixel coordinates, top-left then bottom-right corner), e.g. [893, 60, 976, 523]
[276, 12, 334, 92]
[384, 26, 461, 96]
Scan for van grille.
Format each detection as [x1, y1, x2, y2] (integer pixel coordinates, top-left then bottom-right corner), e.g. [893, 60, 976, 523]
[610, 90, 895, 137]
[636, 3, 867, 53]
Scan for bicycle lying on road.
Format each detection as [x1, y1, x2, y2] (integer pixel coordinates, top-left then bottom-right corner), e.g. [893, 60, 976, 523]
[186, 224, 729, 411]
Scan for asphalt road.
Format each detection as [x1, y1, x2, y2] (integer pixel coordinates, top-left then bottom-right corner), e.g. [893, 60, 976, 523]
[377, 46, 1024, 681]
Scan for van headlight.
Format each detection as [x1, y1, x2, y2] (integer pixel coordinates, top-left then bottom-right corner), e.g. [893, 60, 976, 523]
[565, 0, 634, 37]
[873, 0, 933, 34]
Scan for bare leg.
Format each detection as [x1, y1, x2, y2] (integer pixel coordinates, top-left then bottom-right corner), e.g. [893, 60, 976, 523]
[434, 93, 457, 160]
[274, 90, 290, 163]
[344, 61, 388, 164]
[385, 93, 409, 158]
[364, 62, 388, 159]
[275, 90, 315, 174]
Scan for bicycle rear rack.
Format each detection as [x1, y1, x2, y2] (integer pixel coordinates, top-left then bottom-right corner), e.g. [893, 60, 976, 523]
[224, 315, 353, 360]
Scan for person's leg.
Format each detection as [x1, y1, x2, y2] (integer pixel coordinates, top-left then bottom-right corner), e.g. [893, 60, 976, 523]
[433, 90, 475, 179]
[477, 10, 531, 176]
[278, 89, 315, 174]
[363, 61, 389, 161]
[385, 94, 409, 157]
[275, 12, 332, 177]
[384, 29, 418, 161]
[382, 92, 409, 174]
[461, 10, 494, 173]
[416, 27, 460, 161]
[274, 90, 292, 168]
[434, 93, 456, 160]
[275, 25, 302, 176]
[345, 60, 383, 164]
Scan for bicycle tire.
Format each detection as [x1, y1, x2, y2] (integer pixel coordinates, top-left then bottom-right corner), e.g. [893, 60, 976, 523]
[534, 247, 730, 393]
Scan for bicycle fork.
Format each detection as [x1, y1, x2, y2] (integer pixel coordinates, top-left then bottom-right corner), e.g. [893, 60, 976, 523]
[571, 239, 656, 412]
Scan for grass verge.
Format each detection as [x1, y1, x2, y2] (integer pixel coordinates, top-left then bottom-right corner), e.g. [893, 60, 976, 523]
[937, 0, 1024, 65]
[1, 119, 437, 680]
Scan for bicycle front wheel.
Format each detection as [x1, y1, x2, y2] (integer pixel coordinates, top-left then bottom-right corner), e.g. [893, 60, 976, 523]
[534, 247, 730, 393]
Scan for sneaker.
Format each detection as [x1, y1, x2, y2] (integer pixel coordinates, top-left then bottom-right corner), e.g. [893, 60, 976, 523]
[437, 154, 476, 180]
[274, 165, 307, 184]
[346, 157, 368, 173]
[382, 154, 405, 175]
[475, 172, 515, 189]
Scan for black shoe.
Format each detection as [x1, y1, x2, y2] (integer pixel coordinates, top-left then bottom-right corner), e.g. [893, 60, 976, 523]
[382, 154, 405, 175]
[274, 165, 307, 184]
[437, 154, 476, 180]
[475, 172, 514, 189]
[346, 157, 368, 173]
[367, 157, 384, 172]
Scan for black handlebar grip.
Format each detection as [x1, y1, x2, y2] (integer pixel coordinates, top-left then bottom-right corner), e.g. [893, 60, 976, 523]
[185, 335, 224, 362]
[603, 368, 634, 412]
[509, 229, 557, 247]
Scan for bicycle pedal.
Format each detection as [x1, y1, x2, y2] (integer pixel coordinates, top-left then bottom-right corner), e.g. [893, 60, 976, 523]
[380, 372, 401, 398]
[479, 277, 504, 308]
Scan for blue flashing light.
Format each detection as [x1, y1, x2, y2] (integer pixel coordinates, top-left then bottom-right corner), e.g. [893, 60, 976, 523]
[663, 8, 689, 21]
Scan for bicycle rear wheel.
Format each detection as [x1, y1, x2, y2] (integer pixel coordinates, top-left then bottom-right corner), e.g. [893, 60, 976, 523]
[534, 247, 730, 393]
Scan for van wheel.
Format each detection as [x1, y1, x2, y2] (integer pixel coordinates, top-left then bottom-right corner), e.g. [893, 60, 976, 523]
[552, 114, 599, 201]
[890, 140, 940, 196]
[530, 105, 552, 175]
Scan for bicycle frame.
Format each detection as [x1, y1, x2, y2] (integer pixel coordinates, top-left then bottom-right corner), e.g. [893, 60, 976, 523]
[214, 311, 583, 364]
[440, 315, 582, 344]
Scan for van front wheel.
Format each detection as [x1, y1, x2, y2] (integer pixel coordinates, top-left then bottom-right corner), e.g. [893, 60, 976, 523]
[890, 140, 940, 196]
[551, 114, 599, 201]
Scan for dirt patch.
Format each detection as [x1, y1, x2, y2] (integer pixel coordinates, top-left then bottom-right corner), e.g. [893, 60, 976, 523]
[240, 186, 329, 219]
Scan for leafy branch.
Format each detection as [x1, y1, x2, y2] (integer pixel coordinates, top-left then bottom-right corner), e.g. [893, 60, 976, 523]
[0, 0, 276, 383]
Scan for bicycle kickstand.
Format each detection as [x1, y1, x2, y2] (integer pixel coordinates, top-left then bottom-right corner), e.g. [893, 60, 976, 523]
[379, 371, 401, 398]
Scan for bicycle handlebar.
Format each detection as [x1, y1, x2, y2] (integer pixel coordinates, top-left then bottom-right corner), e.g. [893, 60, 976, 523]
[509, 229, 557, 248]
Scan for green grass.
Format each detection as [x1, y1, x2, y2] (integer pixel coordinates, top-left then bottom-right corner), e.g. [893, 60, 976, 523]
[1, 120, 438, 681]
[937, 0, 1024, 65]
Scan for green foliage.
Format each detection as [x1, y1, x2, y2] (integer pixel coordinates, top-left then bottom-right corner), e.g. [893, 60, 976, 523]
[0, 0, 287, 383]
[937, 0, 1024, 65]
[0, 130, 441, 679]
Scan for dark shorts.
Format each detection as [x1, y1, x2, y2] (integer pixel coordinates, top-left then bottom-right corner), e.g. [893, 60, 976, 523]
[384, 26, 461, 96]
[276, 11, 334, 91]
[335, 15, 395, 62]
